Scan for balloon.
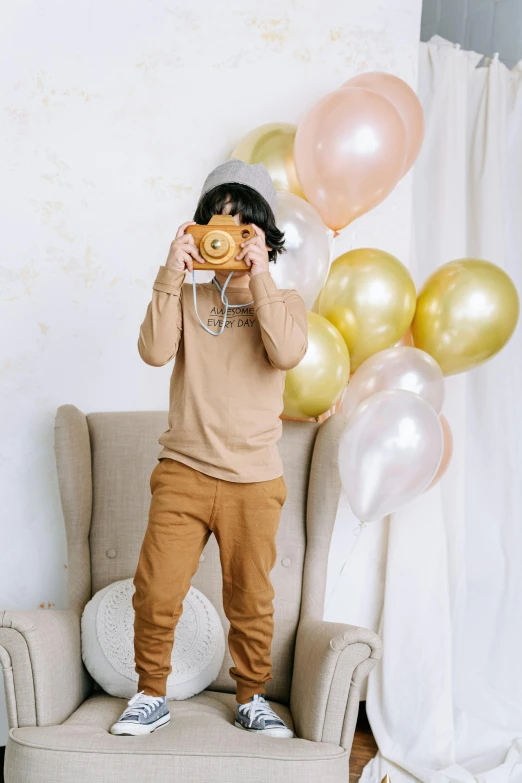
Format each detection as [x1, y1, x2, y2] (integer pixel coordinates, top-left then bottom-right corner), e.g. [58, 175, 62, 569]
[424, 414, 453, 492]
[342, 346, 444, 418]
[318, 248, 416, 371]
[411, 259, 520, 375]
[270, 192, 330, 309]
[397, 328, 414, 347]
[231, 122, 305, 199]
[283, 312, 350, 419]
[280, 397, 344, 424]
[294, 86, 407, 230]
[338, 390, 444, 522]
[342, 72, 424, 175]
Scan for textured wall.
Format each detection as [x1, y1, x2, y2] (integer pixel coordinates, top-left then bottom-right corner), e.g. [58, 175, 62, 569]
[0, 0, 422, 741]
[422, 0, 522, 66]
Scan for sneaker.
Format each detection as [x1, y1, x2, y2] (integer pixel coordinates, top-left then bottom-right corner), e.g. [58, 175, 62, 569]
[110, 690, 170, 736]
[235, 694, 294, 738]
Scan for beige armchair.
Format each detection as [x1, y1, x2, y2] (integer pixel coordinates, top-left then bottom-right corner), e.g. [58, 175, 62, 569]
[0, 405, 382, 783]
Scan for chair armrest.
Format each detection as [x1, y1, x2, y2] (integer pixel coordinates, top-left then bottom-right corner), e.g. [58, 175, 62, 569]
[290, 616, 382, 748]
[0, 609, 91, 728]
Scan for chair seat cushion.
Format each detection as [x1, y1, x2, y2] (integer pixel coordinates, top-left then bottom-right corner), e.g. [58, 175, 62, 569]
[6, 691, 349, 783]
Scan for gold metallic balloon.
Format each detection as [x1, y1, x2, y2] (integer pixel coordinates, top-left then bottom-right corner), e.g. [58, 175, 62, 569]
[231, 122, 306, 199]
[411, 259, 520, 375]
[318, 248, 417, 371]
[283, 312, 350, 419]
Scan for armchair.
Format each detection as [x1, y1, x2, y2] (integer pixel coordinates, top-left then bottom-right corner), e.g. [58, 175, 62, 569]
[1, 405, 382, 782]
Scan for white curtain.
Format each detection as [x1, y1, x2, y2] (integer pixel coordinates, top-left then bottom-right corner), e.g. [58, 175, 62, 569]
[361, 37, 522, 783]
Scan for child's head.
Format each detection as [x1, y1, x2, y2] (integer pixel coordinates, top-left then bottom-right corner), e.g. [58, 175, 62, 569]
[194, 159, 286, 263]
[192, 182, 286, 263]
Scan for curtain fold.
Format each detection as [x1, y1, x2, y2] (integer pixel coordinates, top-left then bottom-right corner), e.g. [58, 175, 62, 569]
[361, 37, 522, 783]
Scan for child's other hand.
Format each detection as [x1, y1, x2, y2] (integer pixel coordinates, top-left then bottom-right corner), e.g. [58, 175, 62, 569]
[165, 221, 205, 273]
[235, 223, 272, 277]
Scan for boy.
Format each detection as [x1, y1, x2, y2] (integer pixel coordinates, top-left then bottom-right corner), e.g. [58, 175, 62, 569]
[110, 159, 308, 738]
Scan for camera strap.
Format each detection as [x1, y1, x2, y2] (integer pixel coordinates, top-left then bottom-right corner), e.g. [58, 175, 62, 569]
[191, 270, 254, 336]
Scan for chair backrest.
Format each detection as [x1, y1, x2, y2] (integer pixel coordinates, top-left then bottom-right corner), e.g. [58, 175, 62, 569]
[54, 405, 345, 704]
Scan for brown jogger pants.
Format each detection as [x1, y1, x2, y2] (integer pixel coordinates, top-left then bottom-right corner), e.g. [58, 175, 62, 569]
[132, 457, 287, 704]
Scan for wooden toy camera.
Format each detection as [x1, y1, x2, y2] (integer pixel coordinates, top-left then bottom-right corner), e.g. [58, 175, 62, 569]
[185, 215, 256, 270]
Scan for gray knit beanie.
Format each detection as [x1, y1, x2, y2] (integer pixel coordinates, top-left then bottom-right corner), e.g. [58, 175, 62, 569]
[197, 158, 278, 218]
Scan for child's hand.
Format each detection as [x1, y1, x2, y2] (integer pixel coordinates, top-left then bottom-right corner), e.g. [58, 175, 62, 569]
[235, 223, 272, 277]
[165, 221, 205, 273]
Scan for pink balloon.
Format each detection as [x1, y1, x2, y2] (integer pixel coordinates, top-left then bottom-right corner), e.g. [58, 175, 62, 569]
[343, 72, 424, 175]
[294, 86, 407, 231]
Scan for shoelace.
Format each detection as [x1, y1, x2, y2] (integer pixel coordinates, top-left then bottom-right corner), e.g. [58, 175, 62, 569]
[192, 269, 254, 336]
[239, 695, 280, 728]
[122, 690, 164, 719]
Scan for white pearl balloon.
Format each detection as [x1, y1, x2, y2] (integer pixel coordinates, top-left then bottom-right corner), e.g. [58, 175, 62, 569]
[338, 390, 444, 522]
[342, 346, 445, 419]
[271, 192, 331, 309]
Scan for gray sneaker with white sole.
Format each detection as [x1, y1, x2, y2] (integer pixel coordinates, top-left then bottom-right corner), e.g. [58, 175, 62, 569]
[235, 694, 294, 738]
[110, 690, 170, 736]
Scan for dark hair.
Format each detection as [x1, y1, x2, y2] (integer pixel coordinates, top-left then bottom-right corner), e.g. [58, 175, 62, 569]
[192, 182, 286, 264]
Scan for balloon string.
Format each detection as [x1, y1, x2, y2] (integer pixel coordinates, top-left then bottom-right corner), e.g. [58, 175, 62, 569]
[323, 519, 367, 614]
[313, 229, 338, 424]
[321, 230, 341, 424]
[329, 230, 337, 272]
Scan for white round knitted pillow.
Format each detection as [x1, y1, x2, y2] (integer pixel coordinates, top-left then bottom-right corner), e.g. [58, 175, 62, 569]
[81, 578, 225, 700]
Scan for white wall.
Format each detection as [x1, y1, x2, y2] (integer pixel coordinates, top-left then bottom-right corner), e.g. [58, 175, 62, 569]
[0, 0, 422, 742]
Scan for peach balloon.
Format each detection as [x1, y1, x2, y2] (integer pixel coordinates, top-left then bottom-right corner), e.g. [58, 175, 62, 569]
[398, 328, 414, 347]
[424, 415, 453, 491]
[343, 72, 424, 175]
[294, 86, 407, 230]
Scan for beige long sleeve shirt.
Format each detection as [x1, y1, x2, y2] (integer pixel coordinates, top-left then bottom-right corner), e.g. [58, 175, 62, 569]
[138, 264, 308, 482]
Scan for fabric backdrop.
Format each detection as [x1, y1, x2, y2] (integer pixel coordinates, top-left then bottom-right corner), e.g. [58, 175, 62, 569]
[360, 36, 522, 783]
